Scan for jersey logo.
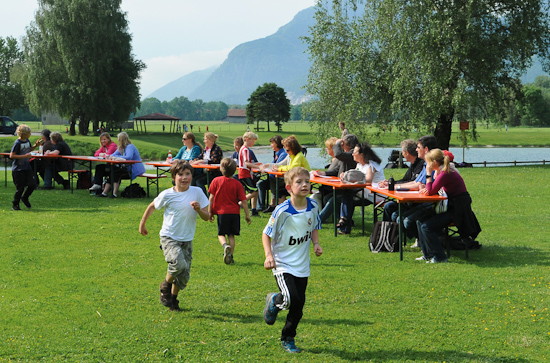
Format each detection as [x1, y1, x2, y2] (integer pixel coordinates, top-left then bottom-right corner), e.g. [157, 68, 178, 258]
[288, 231, 312, 245]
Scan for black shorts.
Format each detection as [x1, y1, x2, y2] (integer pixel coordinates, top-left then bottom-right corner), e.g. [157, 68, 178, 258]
[239, 177, 258, 193]
[217, 214, 241, 236]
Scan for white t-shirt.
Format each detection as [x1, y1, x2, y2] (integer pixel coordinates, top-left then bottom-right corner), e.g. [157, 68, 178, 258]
[357, 161, 385, 201]
[263, 198, 321, 277]
[154, 186, 209, 241]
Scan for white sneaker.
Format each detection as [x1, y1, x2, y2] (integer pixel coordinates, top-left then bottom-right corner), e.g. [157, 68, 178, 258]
[411, 239, 419, 248]
[89, 184, 101, 191]
[415, 256, 428, 261]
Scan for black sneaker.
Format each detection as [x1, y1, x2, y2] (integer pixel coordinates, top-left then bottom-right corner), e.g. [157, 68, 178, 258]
[263, 292, 280, 325]
[251, 209, 259, 216]
[169, 295, 181, 311]
[281, 338, 302, 353]
[262, 206, 275, 213]
[21, 198, 31, 209]
[12, 203, 21, 211]
[159, 280, 172, 307]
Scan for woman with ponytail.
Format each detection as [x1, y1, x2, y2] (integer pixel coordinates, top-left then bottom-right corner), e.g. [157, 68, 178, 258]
[416, 149, 481, 263]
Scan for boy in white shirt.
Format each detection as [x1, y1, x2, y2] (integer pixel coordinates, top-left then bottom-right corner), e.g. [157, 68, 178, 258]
[139, 160, 209, 311]
[262, 167, 323, 353]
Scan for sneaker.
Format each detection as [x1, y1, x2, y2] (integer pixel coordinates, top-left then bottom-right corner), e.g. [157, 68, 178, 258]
[281, 338, 302, 353]
[263, 292, 280, 325]
[411, 239, 419, 248]
[21, 198, 31, 209]
[12, 203, 21, 211]
[97, 193, 108, 198]
[223, 244, 232, 265]
[159, 281, 172, 307]
[169, 295, 181, 311]
[89, 184, 102, 191]
[110, 194, 118, 198]
[415, 256, 428, 261]
[251, 209, 259, 216]
[426, 257, 449, 264]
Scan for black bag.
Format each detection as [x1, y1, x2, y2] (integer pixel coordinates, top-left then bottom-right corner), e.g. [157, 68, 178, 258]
[369, 221, 399, 252]
[121, 183, 146, 198]
[76, 171, 92, 189]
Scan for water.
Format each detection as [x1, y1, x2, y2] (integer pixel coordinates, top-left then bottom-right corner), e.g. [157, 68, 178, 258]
[248, 147, 550, 169]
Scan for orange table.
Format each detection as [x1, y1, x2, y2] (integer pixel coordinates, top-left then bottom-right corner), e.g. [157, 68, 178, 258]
[1, 152, 59, 187]
[146, 162, 221, 191]
[366, 185, 447, 260]
[310, 175, 371, 237]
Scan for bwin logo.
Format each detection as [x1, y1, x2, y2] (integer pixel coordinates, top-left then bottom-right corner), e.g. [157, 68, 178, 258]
[289, 231, 312, 245]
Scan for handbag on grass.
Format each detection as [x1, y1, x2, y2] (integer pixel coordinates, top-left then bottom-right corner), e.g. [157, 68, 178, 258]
[434, 189, 448, 214]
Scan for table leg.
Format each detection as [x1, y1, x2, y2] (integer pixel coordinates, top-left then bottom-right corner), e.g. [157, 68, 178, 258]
[361, 188, 365, 236]
[398, 202, 403, 261]
[4, 156, 8, 187]
[333, 187, 337, 237]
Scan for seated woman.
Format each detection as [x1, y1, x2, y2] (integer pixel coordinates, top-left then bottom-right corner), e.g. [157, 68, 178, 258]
[42, 132, 73, 189]
[257, 135, 287, 212]
[337, 142, 385, 234]
[89, 132, 118, 192]
[99, 132, 145, 198]
[272, 135, 310, 172]
[171, 132, 202, 163]
[190, 132, 223, 195]
[416, 149, 481, 263]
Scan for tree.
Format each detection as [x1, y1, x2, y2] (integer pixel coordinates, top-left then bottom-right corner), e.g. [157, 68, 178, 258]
[246, 83, 290, 132]
[20, 0, 144, 135]
[305, 0, 550, 148]
[0, 37, 25, 116]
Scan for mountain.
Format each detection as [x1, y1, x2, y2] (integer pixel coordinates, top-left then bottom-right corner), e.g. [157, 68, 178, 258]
[147, 67, 216, 101]
[149, 7, 316, 105]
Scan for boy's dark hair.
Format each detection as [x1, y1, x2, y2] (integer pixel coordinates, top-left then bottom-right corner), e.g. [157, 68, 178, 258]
[342, 134, 359, 149]
[418, 135, 437, 150]
[170, 159, 193, 178]
[220, 157, 236, 177]
[284, 167, 310, 187]
[234, 136, 244, 148]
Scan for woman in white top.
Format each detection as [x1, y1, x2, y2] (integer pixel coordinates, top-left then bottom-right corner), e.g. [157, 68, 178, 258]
[337, 142, 384, 234]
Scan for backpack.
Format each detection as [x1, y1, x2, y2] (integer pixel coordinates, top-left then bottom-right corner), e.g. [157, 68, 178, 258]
[121, 183, 146, 198]
[369, 221, 399, 253]
[76, 171, 92, 189]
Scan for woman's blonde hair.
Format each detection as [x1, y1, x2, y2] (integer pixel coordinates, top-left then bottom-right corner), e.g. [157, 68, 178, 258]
[204, 132, 218, 143]
[117, 132, 131, 152]
[325, 137, 338, 150]
[425, 148, 452, 173]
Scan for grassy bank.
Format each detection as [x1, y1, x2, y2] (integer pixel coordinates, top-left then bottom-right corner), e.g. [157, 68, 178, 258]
[0, 166, 548, 361]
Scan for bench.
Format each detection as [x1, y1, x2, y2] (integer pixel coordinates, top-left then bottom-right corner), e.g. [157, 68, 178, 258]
[444, 223, 474, 259]
[254, 127, 266, 131]
[138, 173, 167, 197]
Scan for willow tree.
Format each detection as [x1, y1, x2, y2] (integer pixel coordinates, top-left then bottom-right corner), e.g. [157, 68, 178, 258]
[305, 0, 550, 148]
[20, 0, 144, 135]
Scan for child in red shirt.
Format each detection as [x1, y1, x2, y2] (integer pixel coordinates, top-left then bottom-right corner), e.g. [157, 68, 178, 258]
[208, 158, 252, 264]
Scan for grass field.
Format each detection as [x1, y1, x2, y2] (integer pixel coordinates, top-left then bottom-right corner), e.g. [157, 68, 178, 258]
[0, 165, 548, 361]
[1, 121, 549, 162]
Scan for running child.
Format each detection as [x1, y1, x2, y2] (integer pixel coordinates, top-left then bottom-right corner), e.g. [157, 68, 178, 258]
[139, 160, 209, 311]
[262, 167, 323, 353]
[208, 158, 251, 264]
[10, 124, 40, 210]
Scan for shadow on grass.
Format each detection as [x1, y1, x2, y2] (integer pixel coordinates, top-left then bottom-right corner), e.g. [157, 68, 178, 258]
[308, 347, 529, 362]
[189, 309, 372, 327]
[446, 245, 549, 268]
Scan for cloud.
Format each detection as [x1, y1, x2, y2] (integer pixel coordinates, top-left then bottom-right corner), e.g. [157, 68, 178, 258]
[138, 49, 231, 97]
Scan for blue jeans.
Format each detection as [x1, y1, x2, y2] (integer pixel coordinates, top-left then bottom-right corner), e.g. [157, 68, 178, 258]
[417, 212, 452, 261]
[398, 203, 434, 239]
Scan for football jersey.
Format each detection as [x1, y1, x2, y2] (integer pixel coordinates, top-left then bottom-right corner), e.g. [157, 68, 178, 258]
[263, 198, 321, 277]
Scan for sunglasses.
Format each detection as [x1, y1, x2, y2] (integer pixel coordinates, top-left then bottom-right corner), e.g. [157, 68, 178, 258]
[182, 138, 187, 140]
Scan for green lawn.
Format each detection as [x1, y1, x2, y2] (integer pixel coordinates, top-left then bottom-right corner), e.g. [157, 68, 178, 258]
[0, 166, 548, 361]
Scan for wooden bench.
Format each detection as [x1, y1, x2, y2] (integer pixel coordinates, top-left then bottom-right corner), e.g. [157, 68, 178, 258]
[254, 127, 266, 131]
[138, 173, 167, 197]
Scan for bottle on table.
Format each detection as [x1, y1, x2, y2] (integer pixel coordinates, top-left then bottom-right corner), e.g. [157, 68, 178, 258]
[388, 176, 395, 191]
[166, 150, 172, 163]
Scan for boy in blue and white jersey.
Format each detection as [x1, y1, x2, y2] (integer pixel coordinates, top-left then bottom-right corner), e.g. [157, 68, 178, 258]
[262, 167, 323, 353]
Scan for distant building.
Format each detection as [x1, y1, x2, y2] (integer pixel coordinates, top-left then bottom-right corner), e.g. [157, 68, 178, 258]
[41, 112, 68, 125]
[224, 109, 247, 123]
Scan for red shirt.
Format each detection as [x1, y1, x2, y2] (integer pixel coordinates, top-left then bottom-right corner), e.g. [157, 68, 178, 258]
[238, 145, 252, 179]
[208, 176, 247, 215]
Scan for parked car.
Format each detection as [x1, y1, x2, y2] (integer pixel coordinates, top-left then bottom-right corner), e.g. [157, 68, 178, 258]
[0, 116, 18, 135]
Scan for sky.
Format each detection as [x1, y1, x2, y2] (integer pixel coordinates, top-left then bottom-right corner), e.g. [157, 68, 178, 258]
[1, 0, 316, 97]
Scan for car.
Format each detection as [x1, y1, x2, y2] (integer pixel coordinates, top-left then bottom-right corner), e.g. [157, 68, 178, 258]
[0, 116, 19, 135]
